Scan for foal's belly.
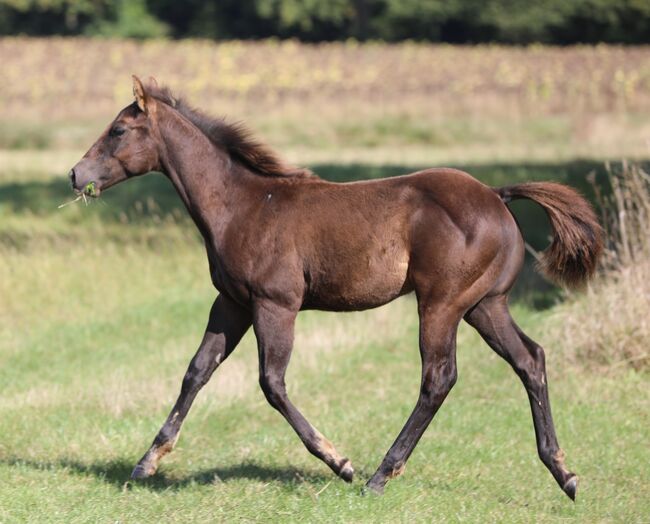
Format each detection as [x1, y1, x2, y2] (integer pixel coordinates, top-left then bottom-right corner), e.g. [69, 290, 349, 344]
[303, 250, 413, 311]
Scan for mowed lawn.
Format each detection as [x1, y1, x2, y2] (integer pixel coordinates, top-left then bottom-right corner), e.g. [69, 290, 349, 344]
[0, 160, 648, 523]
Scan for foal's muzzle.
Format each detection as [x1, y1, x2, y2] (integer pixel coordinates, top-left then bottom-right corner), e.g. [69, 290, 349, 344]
[68, 162, 101, 197]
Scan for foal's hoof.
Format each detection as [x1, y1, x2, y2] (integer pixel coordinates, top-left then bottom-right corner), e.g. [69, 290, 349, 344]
[338, 459, 355, 483]
[130, 462, 156, 480]
[362, 480, 385, 496]
[563, 475, 579, 501]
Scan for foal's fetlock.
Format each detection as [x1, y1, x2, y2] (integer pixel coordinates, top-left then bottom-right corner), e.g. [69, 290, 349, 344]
[544, 448, 578, 501]
[363, 460, 405, 495]
[553, 450, 579, 501]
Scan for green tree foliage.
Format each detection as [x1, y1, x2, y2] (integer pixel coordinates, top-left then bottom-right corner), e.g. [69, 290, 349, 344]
[255, 0, 357, 40]
[0, 0, 649, 43]
[0, 0, 167, 38]
[0, 0, 103, 35]
[85, 0, 169, 39]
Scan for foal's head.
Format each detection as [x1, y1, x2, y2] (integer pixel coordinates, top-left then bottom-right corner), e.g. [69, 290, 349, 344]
[69, 76, 160, 197]
[70, 76, 313, 197]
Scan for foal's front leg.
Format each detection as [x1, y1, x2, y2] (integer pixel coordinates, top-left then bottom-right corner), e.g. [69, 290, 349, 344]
[253, 300, 354, 481]
[366, 302, 461, 494]
[131, 294, 251, 479]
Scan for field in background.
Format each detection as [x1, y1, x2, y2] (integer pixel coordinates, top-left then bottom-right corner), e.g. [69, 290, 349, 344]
[2, 39, 650, 163]
[1, 39, 649, 521]
[547, 163, 650, 371]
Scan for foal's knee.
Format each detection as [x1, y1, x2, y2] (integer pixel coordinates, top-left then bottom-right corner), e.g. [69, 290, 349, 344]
[181, 363, 215, 395]
[181, 345, 226, 392]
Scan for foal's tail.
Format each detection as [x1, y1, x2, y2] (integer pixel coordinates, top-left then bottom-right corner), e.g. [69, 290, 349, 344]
[495, 182, 603, 289]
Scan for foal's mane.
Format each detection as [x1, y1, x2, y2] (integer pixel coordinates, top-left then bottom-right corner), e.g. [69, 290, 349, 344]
[148, 85, 313, 179]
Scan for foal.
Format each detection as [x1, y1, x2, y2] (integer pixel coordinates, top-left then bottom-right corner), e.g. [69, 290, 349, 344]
[69, 77, 602, 500]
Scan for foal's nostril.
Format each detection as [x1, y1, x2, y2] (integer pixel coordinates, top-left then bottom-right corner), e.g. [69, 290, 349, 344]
[69, 169, 76, 188]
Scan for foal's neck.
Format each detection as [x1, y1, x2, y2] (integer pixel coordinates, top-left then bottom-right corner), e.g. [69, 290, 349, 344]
[156, 106, 256, 244]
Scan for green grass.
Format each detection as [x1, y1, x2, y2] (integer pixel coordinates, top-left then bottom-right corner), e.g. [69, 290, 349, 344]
[2, 39, 649, 521]
[0, 288, 647, 522]
[0, 158, 648, 522]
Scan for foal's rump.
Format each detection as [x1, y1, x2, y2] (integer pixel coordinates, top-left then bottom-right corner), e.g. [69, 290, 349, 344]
[401, 168, 524, 304]
[405, 168, 602, 291]
[378, 168, 602, 303]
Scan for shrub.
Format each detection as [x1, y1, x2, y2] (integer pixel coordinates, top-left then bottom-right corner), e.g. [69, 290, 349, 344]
[547, 163, 650, 371]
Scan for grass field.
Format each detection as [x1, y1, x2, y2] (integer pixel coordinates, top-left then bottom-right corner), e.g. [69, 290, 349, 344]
[0, 39, 649, 522]
[1, 157, 648, 523]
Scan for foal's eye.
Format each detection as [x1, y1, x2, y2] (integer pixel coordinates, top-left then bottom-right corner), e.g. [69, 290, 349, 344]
[109, 127, 126, 138]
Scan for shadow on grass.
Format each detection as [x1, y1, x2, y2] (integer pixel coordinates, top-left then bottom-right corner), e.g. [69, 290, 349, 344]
[1, 456, 330, 491]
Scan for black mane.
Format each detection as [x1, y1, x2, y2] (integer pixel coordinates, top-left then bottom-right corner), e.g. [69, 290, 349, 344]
[148, 84, 313, 179]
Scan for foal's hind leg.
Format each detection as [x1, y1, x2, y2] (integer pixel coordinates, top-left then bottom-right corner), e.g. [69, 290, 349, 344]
[464, 295, 578, 500]
[131, 294, 251, 479]
[366, 302, 461, 494]
[253, 300, 354, 481]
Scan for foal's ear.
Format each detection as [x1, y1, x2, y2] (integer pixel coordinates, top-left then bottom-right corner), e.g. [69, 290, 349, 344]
[132, 75, 150, 114]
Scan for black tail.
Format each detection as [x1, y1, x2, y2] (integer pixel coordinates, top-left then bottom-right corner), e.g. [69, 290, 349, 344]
[496, 182, 603, 289]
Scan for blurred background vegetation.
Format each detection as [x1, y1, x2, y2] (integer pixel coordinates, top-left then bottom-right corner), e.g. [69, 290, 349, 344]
[0, 1, 648, 325]
[0, 3, 649, 521]
[1, 0, 650, 43]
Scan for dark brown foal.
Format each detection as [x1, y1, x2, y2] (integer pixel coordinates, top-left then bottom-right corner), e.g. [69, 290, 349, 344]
[68, 77, 602, 500]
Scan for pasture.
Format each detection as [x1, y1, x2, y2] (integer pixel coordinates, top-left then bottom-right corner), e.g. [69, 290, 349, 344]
[0, 39, 649, 522]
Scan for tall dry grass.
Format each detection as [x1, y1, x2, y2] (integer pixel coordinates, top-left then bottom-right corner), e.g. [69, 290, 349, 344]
[547, 163, 650, 371]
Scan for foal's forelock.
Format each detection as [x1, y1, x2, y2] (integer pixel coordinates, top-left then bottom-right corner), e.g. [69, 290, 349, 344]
[146, 84, 313, 179]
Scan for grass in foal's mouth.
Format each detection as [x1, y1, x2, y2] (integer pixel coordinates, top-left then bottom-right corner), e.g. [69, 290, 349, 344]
[84, 181, 97, 197]
[58, 192, 88, 208]
[57, 182, 99, 208]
